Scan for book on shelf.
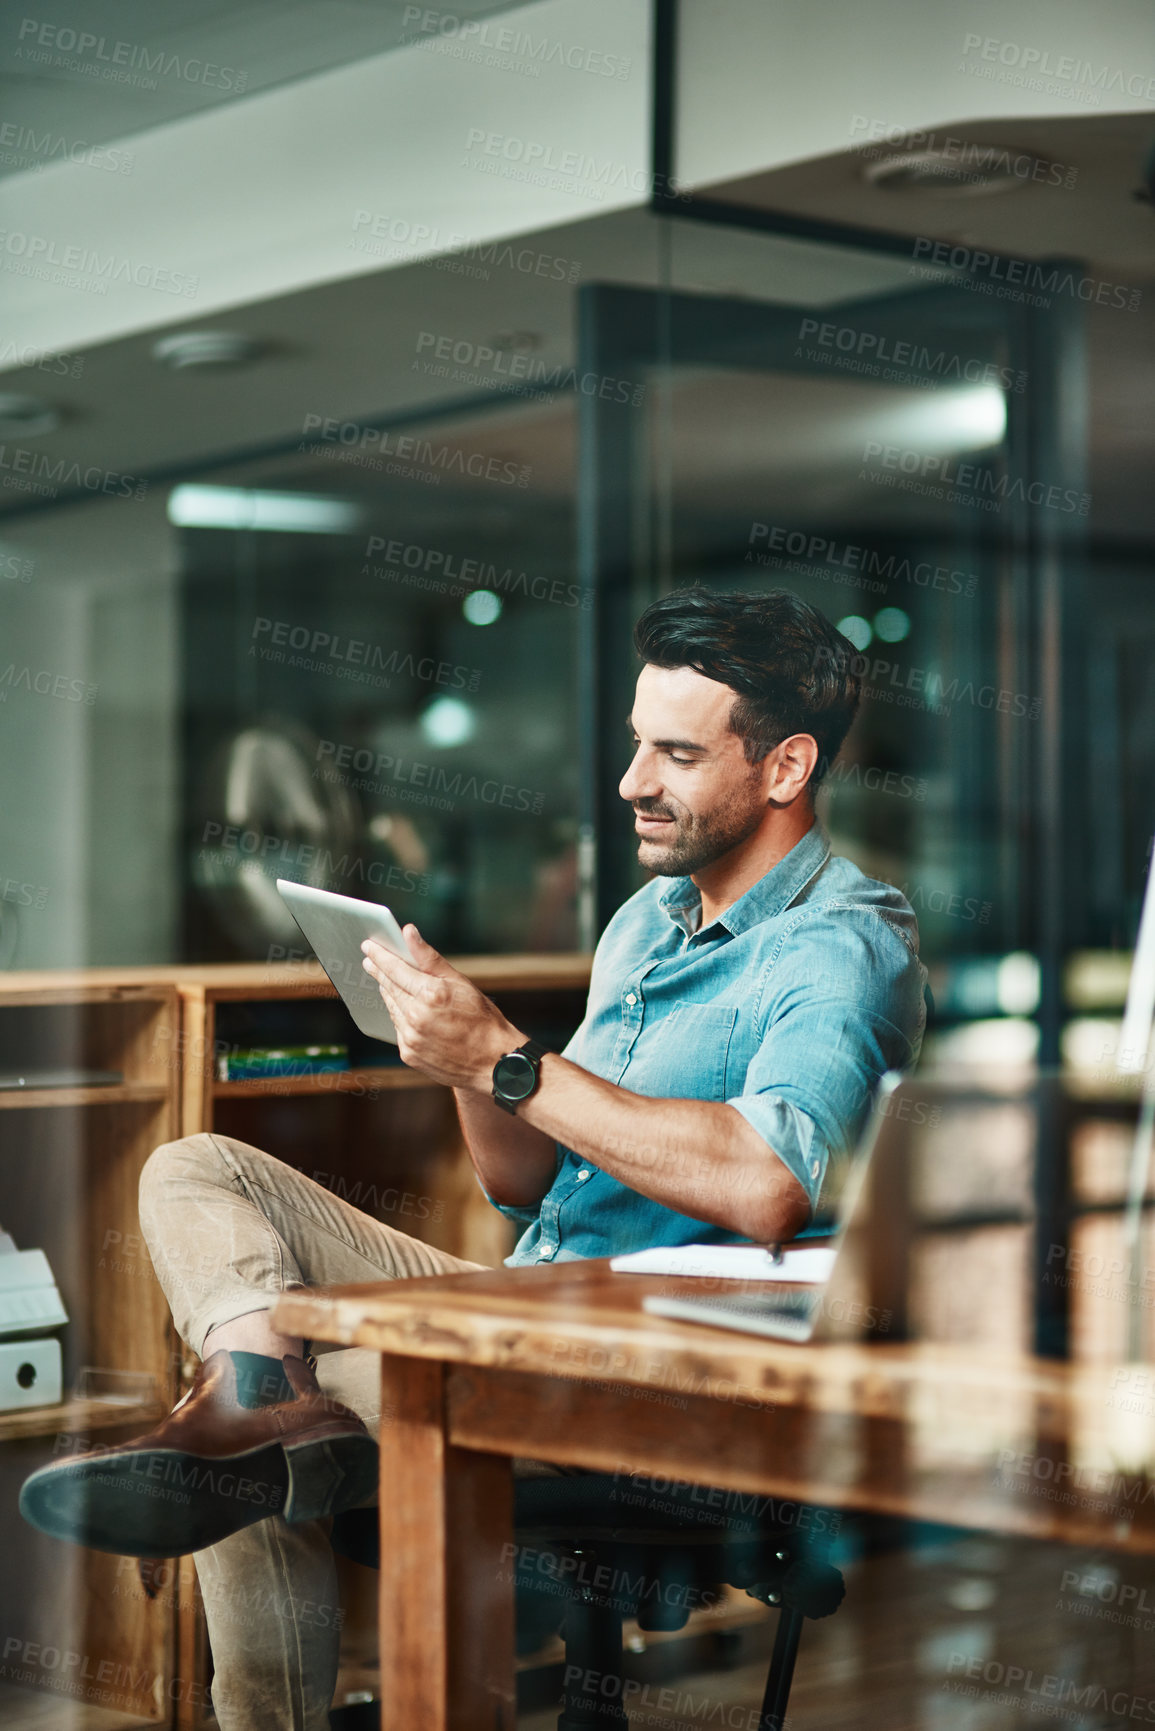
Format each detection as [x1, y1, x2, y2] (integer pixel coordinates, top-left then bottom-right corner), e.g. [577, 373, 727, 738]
[217, 1045, 350, 1081]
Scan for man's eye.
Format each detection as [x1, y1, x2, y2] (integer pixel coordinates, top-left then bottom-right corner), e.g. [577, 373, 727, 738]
[668, 754, 694, 767]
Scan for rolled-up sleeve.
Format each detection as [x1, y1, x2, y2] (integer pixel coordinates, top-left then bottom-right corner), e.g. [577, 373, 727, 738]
[727, 905, 926, 1216]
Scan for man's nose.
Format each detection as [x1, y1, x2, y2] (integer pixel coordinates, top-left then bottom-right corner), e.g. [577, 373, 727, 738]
[619, 749, 658, 803]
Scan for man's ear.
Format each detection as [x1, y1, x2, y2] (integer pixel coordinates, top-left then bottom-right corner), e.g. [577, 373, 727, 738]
[763, 733, 819, 805]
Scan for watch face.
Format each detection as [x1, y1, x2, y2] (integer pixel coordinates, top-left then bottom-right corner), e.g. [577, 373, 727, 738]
[493, 1050, 537, 1102]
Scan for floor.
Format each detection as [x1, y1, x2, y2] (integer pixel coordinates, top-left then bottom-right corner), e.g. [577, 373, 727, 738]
[515, 1524, 1155, 1731]
[4, 1523, 1155, 1728]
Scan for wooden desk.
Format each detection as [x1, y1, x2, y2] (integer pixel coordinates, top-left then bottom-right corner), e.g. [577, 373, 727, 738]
[277, 1259, 1155, 1731]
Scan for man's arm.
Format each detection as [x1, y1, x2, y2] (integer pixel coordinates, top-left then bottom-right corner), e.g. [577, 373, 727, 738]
[499, 1055, 811, 1241]
[452, 1087, 558, 1208]
[363, 929, 810, 1242]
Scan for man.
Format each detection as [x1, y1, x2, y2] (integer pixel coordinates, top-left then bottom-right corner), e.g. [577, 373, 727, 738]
[21, 587, 927, 1728]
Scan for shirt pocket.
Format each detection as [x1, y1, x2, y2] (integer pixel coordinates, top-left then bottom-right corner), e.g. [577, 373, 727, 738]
[636, 1001, 739, 1100]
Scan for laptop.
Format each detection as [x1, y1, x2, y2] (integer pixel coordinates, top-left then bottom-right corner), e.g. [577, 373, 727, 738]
[641, 1069, 917, 1344]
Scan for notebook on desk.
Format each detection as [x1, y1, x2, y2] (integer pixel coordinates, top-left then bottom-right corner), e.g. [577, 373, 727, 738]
[641, 1068, 911, 1344]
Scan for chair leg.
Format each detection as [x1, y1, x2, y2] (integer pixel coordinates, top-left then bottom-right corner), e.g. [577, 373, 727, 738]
[757, 1605, 806, 1731]
[558, 1595, 628, 1731]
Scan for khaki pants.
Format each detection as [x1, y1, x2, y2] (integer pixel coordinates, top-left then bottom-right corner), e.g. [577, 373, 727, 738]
[138, 1131, 551, 1730]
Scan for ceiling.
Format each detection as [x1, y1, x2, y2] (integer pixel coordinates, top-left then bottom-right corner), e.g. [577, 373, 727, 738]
[0, 0, 524, 179]
[0, 113, 1152, 547]
[704, 111, 1155, 276]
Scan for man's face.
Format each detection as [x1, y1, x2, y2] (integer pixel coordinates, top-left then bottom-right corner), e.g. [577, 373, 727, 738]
[619, 663, 769, 877]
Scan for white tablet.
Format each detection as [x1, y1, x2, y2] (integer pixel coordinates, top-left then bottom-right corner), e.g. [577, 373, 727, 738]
[276, 879, 415, 1044]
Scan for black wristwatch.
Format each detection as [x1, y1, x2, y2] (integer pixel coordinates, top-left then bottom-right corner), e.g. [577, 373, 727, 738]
[492, 1038, 547, 1115]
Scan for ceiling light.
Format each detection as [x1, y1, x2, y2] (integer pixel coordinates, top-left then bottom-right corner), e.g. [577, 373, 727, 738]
[152, 331, 265, 370]
[889, 383, 1007, 454]
[462, 589, 502, 626]
[0, 393, 60, 438]
[837, 614, 872, 651]
[874, 607, 911, 643]
[167, 485, 360, 533]
[420, 696, 475, 748]
[863, 147, 1034, 198]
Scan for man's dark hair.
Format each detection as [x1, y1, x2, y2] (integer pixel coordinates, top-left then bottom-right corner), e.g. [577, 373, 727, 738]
[633, 586, 861, 792]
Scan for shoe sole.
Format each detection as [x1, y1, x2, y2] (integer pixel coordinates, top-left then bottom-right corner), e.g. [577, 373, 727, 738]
[19, 1432, 378, 1558]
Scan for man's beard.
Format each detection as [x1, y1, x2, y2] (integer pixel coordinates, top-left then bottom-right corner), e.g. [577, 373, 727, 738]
[633, 777, 766, 877]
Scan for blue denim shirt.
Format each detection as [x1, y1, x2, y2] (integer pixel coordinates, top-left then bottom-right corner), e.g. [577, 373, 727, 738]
[494, 819, 927, 1264]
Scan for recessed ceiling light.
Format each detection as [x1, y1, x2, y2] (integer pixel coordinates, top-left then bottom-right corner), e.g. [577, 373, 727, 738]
[167, 485, 360, 533]
[863, 147, 1033, 198]
[0, 393, 60, 437]
[151, 330, 265, 370]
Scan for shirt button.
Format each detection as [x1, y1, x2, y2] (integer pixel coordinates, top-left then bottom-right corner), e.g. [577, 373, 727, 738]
[625, 992, 637, 1006]
[576, 1168, 591, 1181]
[537, 1246, 551, 1258]
[810, 1160, 820, 1178]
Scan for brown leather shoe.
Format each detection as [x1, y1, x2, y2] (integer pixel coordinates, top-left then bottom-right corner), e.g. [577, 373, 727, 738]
[19, 1351, 377, 1559]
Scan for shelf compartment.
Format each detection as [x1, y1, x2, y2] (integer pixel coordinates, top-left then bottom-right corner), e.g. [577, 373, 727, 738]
[212, 1066, 437, 1097]
[0, 1395, 167, 1445]
[0, 1085, 170, 1112]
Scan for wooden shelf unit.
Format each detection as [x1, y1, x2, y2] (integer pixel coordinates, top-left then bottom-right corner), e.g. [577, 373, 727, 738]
[0, 957, 591, 1730]
[0, 977, 183, 1731]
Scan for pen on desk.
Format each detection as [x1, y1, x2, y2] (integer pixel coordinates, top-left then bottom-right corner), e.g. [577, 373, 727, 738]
[763, 1242, 785, 1266]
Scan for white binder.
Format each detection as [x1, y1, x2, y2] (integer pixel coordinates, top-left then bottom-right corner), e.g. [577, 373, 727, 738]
[0, 1238, 69, 1338]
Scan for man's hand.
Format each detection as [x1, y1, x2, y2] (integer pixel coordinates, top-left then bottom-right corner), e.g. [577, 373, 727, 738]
[361, 926, 525, 1091]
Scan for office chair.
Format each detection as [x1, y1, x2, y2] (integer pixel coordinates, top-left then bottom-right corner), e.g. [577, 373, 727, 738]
[330, 1472, 844, 1730]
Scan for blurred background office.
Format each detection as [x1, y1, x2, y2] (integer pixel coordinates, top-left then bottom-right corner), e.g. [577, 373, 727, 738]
[4, 0, 1154, 1076]
[2, 1, 1155, 1721]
